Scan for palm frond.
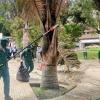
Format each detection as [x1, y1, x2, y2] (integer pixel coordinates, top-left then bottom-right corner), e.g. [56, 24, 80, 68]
[16, 0, 45, 21]
[16, 0, 67, 25]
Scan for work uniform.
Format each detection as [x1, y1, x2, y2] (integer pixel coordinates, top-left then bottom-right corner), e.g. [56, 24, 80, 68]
[0, 38, 11, 97]
[21, 48, 34, 73]
[17, 46, 34, 82]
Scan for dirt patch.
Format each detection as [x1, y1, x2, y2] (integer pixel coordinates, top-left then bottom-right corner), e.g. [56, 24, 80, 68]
[58, 70, 84, 85]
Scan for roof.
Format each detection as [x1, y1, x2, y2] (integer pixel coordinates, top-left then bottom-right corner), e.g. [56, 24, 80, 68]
[84, 27, 96, 33]
[79, 33, 99, 40]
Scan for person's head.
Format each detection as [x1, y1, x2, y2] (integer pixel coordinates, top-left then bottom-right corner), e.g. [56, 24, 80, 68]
[26, 45, 32, 52]
[1, 39, 9, 49]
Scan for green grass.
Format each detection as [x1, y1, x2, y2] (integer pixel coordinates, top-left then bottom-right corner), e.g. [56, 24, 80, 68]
[76, 47, 100, 60]
[32, 86, 68, 100]
[32, 87, 45, 96]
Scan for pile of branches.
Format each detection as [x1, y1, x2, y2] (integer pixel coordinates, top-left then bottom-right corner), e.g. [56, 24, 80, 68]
[58, 48, 80, 72]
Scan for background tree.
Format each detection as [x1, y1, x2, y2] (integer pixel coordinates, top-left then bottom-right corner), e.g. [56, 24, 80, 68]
[61, 0, 96, 27]
[0, 0, 41, 48]
[58, 23, 82, 72]
[9, 17, 23, 48]
[58, 0, 95, 72]
[59, 0, 98, 49]
[0, 16, 10, 36]
[9, 17, 41, 48]
[93, 0, 100, 33]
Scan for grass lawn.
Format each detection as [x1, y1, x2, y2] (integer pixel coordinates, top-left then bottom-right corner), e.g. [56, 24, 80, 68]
[76, 47, 100, 60]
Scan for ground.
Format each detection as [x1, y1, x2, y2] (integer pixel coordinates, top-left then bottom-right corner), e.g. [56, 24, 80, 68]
[57, 60, 100, 100]
[0, 59, 100, 100]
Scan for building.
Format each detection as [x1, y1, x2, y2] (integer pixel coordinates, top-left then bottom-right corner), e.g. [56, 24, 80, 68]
[79, 28, 100, 49]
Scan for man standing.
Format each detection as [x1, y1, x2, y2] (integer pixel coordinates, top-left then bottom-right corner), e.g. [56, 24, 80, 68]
[83, 48, 88, 59]
[17, 45, 34, 82]
[0, 38, 12, 100]
[98, 50, 100, 62]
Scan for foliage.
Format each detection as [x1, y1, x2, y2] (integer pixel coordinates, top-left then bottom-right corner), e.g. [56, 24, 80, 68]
[0, 16, 10, 36]
[93, 0, 100, 10]
[59, 22, 84, 49]
[9, 17, 41, 48]
[9, 17, 23, 48]
[58, 49, 80, 71]
[29, 23, 41, 44]
[60, 0, 97, 28]
[0, 1, 11, 17]
[58, 23, 81, 71]
[0, 0, 17, 36]
[59, 26, 74, 49]
[64, 22, 84, 41]
[0, 1, 41, 48]
[59, 0, 96, 60]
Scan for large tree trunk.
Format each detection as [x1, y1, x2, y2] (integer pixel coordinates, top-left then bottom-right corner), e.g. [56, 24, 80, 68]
[39, 0, 60, 89]
[22, 22, 29, 48]
[38, 0, 66, 89]
[41, 64, 59, 89]
[40, 27, 59, 89]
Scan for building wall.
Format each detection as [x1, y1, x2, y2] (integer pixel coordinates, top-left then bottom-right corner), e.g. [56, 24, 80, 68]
[79, 39, 100, 49]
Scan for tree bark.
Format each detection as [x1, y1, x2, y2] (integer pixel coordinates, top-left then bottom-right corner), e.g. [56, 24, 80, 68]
[41, 65, 59, 89]
[22, 22, 29, 48]
[40, 29, 59, 89]
[39, 0, 63, 89]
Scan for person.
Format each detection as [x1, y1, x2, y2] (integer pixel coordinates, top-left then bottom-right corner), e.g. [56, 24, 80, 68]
[21, 46, 34, 73]
[12, 45, 17, 58]
[32, 45, 37, 59]
[7, 43, 13, 58]
[83, 48, 87, 59]
[36, 46, 42, 62]
[0, 38, 12, 100]
[98, 50, 100, 62]
[17, 46, 34, 82]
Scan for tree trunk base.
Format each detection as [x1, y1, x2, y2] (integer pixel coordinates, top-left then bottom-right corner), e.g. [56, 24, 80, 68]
[40, 65, 59, 89]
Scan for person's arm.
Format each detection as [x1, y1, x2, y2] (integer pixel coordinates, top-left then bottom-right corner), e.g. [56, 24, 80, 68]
[20, 49, 27, 59]
[5, 48, 11, 60]
[0, 50, 6, 67]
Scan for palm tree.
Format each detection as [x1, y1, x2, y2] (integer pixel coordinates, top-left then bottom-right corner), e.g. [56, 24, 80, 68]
[16, 0, 68, 89]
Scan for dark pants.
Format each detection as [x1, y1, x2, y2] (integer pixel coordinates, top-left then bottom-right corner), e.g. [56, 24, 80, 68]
[83, 52, 87, 59]
[0, 66, 10, 96]
[98, 51, 100, 62]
